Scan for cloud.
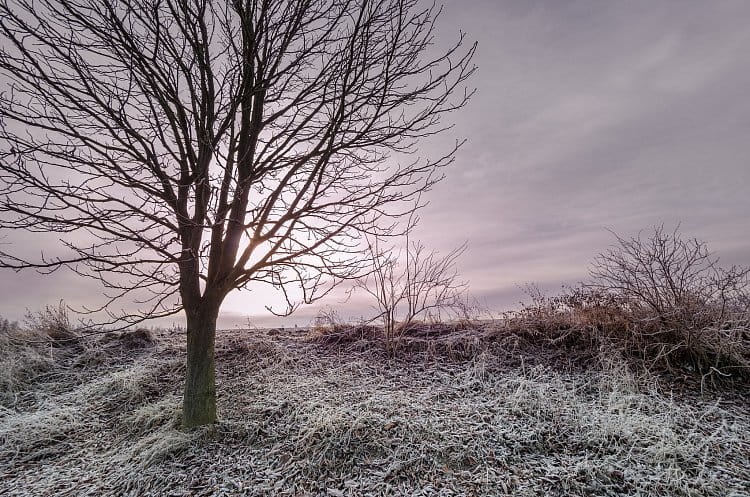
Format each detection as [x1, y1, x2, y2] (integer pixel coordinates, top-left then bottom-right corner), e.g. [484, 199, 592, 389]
[2, 0, 749, 327]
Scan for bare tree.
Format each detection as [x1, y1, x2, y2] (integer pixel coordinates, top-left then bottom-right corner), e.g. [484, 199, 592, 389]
[0, 0, 476, 427]
[403, 239, 467, 324]
[356, 234, 467, 347]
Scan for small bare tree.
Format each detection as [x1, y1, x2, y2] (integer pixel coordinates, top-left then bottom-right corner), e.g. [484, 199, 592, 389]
[357, 234, 466, 347]
[0, 0, 476, 427]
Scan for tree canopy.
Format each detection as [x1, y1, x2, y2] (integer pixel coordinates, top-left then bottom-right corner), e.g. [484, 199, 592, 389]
[0, 0, 476, 426]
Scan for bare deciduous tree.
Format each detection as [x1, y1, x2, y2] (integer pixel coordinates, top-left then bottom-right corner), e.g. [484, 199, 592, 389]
[356, 234, 467, 348]
[0, 0, 476, 427]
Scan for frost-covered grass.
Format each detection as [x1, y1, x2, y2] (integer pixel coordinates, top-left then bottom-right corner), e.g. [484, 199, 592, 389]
[1, 328, 748, 496]
[0, 320, 57, 402]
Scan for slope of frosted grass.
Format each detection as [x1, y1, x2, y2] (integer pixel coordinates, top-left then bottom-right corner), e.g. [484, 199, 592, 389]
[1, 331, 748, 496]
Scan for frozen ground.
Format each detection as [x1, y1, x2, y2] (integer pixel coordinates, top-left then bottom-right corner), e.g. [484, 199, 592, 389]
[1, 328, 749, 497]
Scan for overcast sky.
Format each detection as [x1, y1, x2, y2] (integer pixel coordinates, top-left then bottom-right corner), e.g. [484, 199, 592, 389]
[2, 0, 749, 328]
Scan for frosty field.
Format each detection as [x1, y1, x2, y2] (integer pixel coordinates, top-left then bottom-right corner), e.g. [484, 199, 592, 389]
[1, 326, 749, 497]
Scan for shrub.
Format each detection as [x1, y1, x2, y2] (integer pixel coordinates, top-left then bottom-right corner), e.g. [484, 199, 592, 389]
[501, 284, 630, 355]
[355, 235, 468, 351]
[589, 225, 750, 381]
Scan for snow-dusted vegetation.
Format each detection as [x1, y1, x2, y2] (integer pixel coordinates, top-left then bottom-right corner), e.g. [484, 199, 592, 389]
[2, 317, 748, 497]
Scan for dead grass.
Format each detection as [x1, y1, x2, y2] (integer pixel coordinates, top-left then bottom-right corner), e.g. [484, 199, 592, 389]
[0, 310, 167, 412]
[309, 322, 381, 347]
[0, 318, 64, 405]
[495, 286, 750, 388]
[1, 326, 747, 497]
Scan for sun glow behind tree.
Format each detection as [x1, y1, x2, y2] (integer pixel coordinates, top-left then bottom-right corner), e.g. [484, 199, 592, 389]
[0, 0, 476, 426]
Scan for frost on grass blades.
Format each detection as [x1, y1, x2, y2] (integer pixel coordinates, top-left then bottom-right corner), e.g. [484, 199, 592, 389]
[1, 323, 748, 497]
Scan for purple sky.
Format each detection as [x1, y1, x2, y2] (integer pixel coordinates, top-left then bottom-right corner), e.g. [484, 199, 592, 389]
[2, 0, 749, 328]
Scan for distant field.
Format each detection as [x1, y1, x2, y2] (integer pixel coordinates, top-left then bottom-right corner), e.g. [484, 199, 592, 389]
[1, 326, 749, 497]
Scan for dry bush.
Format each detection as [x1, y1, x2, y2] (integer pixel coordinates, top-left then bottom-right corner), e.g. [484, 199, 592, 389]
[590, 226, 750, 382]
[23, 301, 79, 345]
[503, 279, 749, 386]
[309, 309, 381, 346]
[311, 235, 486, 355]
[501, 285, 628, 349]
[500, 227, 750, 385]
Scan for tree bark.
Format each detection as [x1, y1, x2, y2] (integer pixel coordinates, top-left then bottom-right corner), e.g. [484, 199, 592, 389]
[183, 304, 219, 428]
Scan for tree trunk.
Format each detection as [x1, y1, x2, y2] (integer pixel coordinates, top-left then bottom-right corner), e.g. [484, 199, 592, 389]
[183, 304, 219, 428]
